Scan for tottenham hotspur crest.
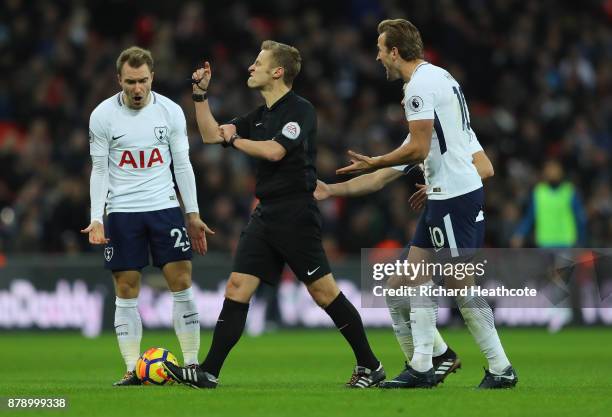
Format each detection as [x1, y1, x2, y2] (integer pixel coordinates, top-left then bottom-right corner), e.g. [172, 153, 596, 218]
[104, 247, 114, 262]
[154, 126, 169, 143]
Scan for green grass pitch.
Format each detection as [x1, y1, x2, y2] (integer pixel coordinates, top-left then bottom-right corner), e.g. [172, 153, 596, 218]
[3, 328, 612, 417]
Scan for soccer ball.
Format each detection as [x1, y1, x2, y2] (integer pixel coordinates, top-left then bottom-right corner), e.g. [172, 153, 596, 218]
[135, 347, 179, 385]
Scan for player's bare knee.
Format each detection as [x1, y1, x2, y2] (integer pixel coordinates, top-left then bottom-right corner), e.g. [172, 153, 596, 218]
[224, 282, 234, 296]
[113, 272, 140, 299]
[162, 261, 192, 292]
[224, 276, 244, 301]
[224, 273, 258, 303]
[114, 280, 139, 298]
[167, 272, 192, 292]
[307, 275, 339, 308]
[311, 289, 336, 307]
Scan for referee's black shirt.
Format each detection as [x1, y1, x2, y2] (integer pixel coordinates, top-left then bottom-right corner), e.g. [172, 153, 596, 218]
[229, 91, 317, 203]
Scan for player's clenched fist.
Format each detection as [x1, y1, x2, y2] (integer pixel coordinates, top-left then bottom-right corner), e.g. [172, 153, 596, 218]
[219, 124, 237, 141]
[80, 220, 109, 245]
[192, 61, 212, 93]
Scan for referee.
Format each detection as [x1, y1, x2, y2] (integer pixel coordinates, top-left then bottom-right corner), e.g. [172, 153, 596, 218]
[163, 40, 384, 389]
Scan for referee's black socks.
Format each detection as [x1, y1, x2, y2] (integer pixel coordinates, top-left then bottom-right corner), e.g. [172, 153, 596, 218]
[200, 298, 249, 377]
[324, 292, 379, 370]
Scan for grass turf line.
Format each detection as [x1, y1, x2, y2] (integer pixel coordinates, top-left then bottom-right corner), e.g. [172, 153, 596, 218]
[2, 328, 612, 417]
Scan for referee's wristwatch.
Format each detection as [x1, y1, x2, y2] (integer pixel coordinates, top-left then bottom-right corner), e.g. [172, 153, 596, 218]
[192, 91, 207, 102]
[222, 133, 240, 148]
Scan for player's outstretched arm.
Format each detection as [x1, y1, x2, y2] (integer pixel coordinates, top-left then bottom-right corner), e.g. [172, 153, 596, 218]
[371, 119, 432, 168]
[192, 62, 223, 144]
[219, 124, 286, 161]
[315, 168, 403, 200]
[336, 120, 433, 175]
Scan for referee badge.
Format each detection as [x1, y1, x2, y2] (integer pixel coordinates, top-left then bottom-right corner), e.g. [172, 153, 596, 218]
[281, 122, 301, 140]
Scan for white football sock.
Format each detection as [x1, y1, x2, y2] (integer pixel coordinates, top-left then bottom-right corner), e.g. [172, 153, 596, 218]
[172, 287, 200, 366]
[387, 294, 448, 361]
[409, 283, 437, 372]
[114, 297, 142, 372]
[433, 327, 448, 357]
[456, 295, 510, 374]
[386, 295, 414, 361]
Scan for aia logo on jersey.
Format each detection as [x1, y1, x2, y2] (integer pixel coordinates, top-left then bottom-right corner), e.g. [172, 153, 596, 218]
[154, 126, 169, 143]
[119, 149, 164, 168]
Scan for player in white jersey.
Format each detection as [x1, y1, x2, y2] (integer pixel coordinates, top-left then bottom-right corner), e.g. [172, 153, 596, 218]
[80, 46, 213, 386]
[316, 133, 492, 385]
[337, 19, 517, 389]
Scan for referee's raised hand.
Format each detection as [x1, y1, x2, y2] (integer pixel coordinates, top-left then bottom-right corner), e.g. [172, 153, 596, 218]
[192, 61, 212, 93]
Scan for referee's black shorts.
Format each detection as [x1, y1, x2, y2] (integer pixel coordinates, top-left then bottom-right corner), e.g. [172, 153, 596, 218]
[233, 197, 331, 285]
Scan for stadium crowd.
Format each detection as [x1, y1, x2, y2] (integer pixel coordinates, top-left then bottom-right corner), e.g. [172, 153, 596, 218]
[0, 0, 610, 256]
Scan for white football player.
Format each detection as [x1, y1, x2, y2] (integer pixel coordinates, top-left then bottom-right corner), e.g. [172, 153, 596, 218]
[317, 132, 493, 386]
[80, 46, 213, 386]
[337, 19, 517, 389]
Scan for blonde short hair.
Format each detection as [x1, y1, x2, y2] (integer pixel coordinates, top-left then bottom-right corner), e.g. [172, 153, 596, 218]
[116, 46, 154, 75]
[377, 19, 424, 61]
[261, 40, 302, 87]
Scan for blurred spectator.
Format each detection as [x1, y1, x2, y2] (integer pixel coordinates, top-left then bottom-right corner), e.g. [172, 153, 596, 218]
[511, 159, 589, 332]
[0, 0, 610, 257]
[511, 159, 587, 248]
